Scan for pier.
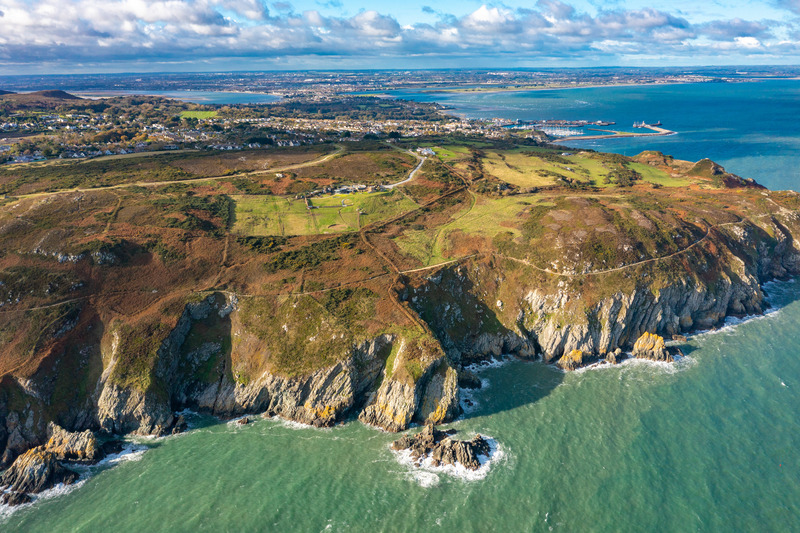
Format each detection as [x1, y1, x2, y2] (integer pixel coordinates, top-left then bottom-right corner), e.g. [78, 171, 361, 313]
[551, 123, 676, 142]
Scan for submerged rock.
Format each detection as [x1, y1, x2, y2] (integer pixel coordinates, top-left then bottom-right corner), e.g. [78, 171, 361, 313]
[457, 370, 482, 389]
[46, 423, 100, 463]
[632, 332, 674, 362]
[391, 425, 491, 471]
[0, 447, 79, 498]
[1, 491, 32, 506]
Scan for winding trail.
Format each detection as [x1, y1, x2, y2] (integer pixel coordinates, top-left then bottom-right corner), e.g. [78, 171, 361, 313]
[12, 146, 345, 201]
[496, 217, 746, 277]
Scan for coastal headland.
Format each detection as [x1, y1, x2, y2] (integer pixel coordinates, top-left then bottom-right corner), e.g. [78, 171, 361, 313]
[0, 91, 798, 505]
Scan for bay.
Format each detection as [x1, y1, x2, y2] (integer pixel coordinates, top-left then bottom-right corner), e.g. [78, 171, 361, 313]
[391, 80, 800, 191]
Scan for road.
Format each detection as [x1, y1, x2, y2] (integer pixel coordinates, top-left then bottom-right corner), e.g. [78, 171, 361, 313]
[385, 154, 426, 189]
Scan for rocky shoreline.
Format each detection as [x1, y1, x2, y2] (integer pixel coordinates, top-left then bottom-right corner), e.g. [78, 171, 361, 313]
[0, 423, 104, 506]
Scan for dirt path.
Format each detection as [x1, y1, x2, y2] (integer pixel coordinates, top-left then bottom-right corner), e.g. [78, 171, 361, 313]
[12, 146, 345, 201]
[496, 217, 745, 277]
[104, 193, 123, 234]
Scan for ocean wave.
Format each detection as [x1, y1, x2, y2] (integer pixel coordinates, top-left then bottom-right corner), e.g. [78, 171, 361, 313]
[463, 355, 513, 373]
[266, 415, 335, 432]
[689, 303, 784, 341]
[459, 387, 482, 415]
[225, 414, 262, 429]
[391, 436, 504, 487]
[0, 479, 88, 521]
[98, 443, 148, 466]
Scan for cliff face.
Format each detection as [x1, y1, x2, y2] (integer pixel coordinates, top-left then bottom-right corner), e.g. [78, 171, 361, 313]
[406, 216, 800, 364]
[89, 294, 462, 440]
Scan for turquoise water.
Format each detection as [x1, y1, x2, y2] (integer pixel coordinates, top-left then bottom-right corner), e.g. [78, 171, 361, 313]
[392, 80, 800, 191]
[5, 280, 800, 531]
[6, 82, 800, 531]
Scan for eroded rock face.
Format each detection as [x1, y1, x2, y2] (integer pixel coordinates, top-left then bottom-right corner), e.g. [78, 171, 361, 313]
[0, 447, 78, 496]
[46, 422, 100, 463]
[358, 341, 461, 432]
[391, 425, 491, 471]
[632, 332, 673, 362]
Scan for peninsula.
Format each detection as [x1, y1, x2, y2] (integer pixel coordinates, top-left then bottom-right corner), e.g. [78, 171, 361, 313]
[0, 95, 798, 504]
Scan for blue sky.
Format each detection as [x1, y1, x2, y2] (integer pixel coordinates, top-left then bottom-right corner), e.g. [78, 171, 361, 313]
[1, 0, 800, 73]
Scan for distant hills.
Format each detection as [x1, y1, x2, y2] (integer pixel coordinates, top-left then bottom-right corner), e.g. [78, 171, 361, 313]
[0, 89, 83, 110]
[29, 90, 81, 99]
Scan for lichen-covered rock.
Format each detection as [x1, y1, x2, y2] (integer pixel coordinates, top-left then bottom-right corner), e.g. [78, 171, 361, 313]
[0, 447, 78, 497]
[359, 377, 420, 432]
[391, 425, 491, 471]
[557, 349, 587, 371]
[46, 423, 100, 463]
[417, 364, 460, 426]
[633, 332, 673, 362]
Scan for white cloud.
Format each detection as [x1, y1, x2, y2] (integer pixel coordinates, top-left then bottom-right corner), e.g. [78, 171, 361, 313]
[0, 0, 793, 68]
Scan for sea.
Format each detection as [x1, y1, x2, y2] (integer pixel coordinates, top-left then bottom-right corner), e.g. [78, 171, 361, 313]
[5, 81, 800, 531]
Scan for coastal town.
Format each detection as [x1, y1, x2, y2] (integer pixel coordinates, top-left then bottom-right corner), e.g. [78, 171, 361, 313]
[0, 86, 682, 166]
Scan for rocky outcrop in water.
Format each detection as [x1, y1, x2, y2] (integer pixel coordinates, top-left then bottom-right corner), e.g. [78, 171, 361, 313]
[632, 332, 674, 362]
[391, 425, 491, 471]
[557, 349, 589, 371]
[0, 447, 79, 497]
[0, 424, 109, 505]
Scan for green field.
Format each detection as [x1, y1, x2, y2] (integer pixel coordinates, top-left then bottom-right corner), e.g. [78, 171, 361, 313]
[394, 194, 553, 267]
[627, 162, 693, 187]
[180, 111, 218, 119]
[232, 191, 419, 236]
[481, 150, 614, 188]
[429, 145, 471, 162]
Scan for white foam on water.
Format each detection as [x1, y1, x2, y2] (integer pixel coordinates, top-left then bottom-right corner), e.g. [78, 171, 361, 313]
[0, 438, 160, 521]
[225, 414, 262, 429]
[459, 388, 481, 415]
[0, 479, 88, 521]
[101, 443, 148, 466]
[689, 306, 783, 341]
[463, 355, 513, 373]
[391, 436, 504, 486]
[689, 278, 799, 341]
[268, 415, 332, 432]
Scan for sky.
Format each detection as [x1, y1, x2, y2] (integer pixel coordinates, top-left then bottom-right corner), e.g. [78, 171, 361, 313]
[2, 0, 800, 73]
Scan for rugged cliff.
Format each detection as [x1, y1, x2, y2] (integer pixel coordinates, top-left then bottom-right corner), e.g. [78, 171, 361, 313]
[1, 144, 799, 473]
